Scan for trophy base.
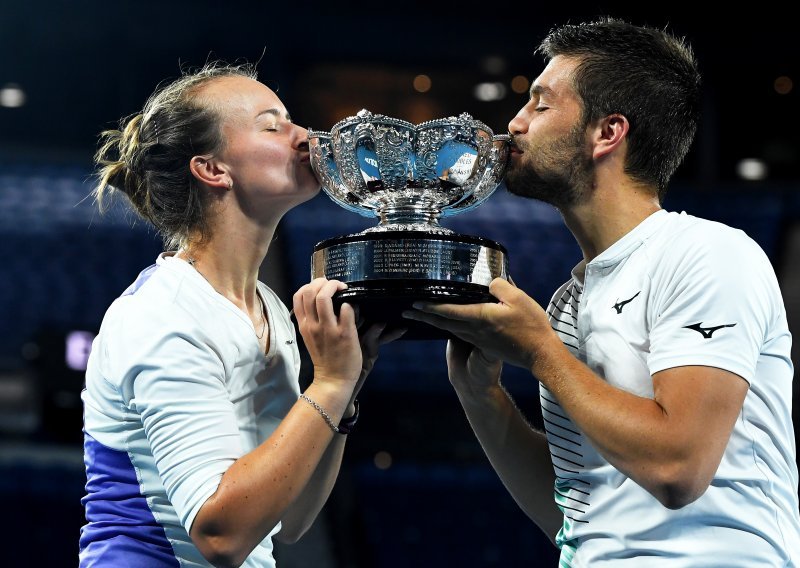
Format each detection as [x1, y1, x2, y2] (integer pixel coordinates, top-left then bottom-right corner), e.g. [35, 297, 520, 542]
[333, 280, 496, 340]
[312, 230, 508, 340]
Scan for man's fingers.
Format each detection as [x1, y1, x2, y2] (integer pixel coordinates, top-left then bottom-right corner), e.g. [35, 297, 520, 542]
[489, 277, 517, 302]
[360, 322, 387, 348]
[402, 309, 472, 340]
[407, 301, 485, 322]
[446, 336, 473, 362]
[380, 326, 407, 344]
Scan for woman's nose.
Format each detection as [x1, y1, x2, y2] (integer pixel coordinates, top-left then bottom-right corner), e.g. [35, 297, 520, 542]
[293, 124, 310, 150]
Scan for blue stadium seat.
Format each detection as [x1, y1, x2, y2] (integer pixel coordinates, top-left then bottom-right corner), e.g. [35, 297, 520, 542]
[349, 460, 560, 568]
[0, 163, 162, 367]
[0, 447, 86, 564]
[663, 186, 786, 261]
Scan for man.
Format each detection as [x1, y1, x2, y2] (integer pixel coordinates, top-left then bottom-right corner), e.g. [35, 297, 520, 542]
[404, 17, 800, 566]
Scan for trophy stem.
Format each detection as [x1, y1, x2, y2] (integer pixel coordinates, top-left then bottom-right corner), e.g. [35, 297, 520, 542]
[375, 204, 447, 232]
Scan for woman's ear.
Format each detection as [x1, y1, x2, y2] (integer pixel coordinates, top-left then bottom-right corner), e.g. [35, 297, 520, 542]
[189, 156, 230, 190]
[592, 114, 629, 160]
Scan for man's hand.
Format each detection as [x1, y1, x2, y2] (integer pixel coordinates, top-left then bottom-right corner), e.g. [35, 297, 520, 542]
[403, 277, 555, 370]
[446, 338, 503, 400]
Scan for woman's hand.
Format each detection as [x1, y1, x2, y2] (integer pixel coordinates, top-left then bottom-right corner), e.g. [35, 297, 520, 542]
[293, 278, 363, 389]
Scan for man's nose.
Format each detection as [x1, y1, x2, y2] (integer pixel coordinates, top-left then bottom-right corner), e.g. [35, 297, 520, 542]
[508, 108, 529, 136]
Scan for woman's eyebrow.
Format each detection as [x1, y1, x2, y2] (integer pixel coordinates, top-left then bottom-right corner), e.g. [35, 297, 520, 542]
[256, 108, 292, 122]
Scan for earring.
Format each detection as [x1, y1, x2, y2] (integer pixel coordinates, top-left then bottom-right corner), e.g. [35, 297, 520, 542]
[227, 180, 233, 190]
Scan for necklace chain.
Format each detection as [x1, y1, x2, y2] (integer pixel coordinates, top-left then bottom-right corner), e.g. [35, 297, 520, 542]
[254, 292, 267, 339]
[186, 255, 267, 340]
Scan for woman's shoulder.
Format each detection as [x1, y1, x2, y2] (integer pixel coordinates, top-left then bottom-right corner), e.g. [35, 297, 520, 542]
[101, 259, 215, 342]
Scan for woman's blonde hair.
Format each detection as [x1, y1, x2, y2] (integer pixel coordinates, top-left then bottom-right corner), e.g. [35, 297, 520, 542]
[94, 60, 257, 250]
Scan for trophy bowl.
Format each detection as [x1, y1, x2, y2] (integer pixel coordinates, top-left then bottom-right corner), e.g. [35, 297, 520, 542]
[308, 109, 510, 340]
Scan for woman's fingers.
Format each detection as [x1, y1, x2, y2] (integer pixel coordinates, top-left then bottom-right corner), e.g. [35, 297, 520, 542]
[314, 279, 345, 326]
[294, 278, 348, 327]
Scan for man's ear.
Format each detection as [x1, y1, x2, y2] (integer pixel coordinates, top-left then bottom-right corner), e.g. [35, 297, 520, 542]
[592, 114, 629, 160]
[189, 156, 231, 190]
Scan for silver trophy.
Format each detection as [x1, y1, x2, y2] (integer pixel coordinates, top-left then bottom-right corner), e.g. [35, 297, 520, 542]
[308, 109, 510, 339]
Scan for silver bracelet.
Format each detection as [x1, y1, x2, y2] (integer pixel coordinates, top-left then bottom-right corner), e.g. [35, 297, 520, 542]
[300, 393, 340, 433]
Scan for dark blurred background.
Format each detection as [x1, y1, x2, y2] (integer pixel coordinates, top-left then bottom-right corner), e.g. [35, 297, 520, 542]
[1, 1, 797, 565]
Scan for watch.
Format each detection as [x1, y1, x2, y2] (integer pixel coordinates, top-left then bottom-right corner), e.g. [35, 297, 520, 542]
[337, 399, 359, 435]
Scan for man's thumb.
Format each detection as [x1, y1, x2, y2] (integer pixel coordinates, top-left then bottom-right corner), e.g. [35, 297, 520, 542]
[489, 277, 515, 303]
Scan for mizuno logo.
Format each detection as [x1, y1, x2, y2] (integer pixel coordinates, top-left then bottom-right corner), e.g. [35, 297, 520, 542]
[612, 291, 640, 314]
[683, 322, 737, 339]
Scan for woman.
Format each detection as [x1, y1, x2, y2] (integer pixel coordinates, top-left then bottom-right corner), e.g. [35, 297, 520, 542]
[79, 61, 400, 567]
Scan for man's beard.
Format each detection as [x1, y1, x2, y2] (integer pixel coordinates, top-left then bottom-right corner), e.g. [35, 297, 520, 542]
[504, 127, 594, 209]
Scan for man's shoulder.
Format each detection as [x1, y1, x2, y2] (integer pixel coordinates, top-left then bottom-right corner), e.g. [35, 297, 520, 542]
[654, 211, 757, 254]
[646, 211, 773, 286]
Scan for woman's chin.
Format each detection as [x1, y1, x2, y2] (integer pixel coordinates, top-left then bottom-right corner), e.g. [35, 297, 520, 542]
[294, 181, 322, 204]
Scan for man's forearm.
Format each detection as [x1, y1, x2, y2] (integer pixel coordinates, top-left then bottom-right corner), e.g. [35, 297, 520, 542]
[456, 382, 561, 543]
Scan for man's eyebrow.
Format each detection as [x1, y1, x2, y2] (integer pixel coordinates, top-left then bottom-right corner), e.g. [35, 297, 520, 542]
[256, 108, 292, 121]
[529, 84, 552, 99]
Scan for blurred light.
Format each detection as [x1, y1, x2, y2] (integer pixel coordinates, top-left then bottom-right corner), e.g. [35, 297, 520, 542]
[511, 75, 530, 94]
[0, 84, 25, 108]
[373, 450, 392, 470]
[774, 75, 793, 95]
[66, 330, 96, 371]
[473, 82, 507, 102]
[736, 158, 768, 181]
[413, 74, 432, 93]
[481, 56, 506, 74]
